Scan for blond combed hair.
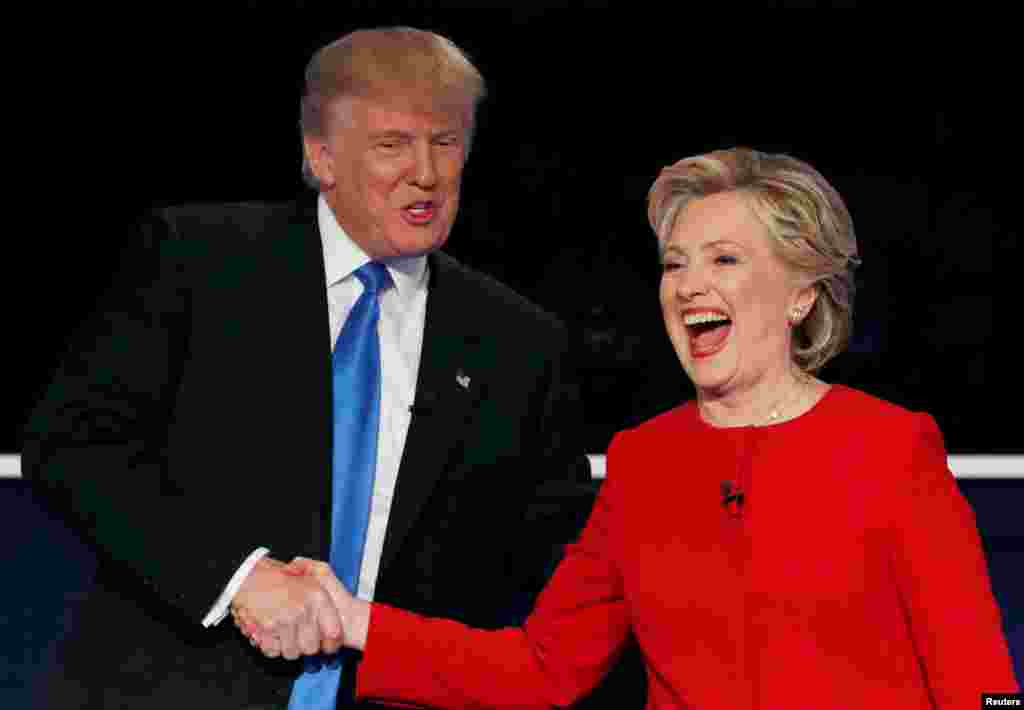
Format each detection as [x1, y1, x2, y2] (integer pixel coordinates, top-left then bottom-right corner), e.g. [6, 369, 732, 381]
[300, 27, 486, 187]
[648, 148, 861, 372]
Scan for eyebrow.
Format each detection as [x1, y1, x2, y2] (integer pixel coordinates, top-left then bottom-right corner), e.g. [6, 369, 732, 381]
[659, 243, 683, 260]
[703, 239, 742, 250]
[659, 239, 741, 260]
[367, 128, 462, 141]
[429, 129, 463, 143]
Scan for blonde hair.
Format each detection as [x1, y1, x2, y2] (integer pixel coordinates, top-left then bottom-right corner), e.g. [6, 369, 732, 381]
[300, 27, 486, 187]
[648, 148, 860, 372]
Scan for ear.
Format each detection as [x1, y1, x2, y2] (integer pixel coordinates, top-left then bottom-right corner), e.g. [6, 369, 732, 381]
[302, 133, 335, 190]
[789, 282, 819, 326]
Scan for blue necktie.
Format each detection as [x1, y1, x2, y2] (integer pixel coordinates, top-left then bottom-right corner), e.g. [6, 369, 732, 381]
[289, 262, 391, 710]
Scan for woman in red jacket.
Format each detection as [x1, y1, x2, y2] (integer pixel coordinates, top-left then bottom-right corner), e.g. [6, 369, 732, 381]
[243, 148, 1019, 708]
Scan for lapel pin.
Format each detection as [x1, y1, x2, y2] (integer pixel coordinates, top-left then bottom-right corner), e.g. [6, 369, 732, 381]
[456, 370, 471, 390]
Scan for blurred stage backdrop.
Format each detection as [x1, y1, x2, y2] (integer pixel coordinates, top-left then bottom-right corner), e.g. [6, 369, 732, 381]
[1, 6, 1013, 702]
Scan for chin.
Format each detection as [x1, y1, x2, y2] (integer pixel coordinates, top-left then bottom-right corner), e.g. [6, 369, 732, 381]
[684, 354, 737, 394]
[386, 228, 451, 258]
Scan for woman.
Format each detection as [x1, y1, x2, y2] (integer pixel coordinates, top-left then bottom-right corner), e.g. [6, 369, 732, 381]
[245, 148, 1019, 707]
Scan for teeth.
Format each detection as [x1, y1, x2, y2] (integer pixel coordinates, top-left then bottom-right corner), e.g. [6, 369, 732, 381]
[683, 312, 729, 326]
[407, 203, 432, 213]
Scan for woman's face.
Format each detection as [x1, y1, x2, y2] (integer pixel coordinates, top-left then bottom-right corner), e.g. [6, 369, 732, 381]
[659, 191, 815, 396]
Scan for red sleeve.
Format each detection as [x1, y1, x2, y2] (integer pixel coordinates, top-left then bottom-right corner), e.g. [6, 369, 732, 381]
[888, 413, 1019, 705]
[356, 435, 633, 709]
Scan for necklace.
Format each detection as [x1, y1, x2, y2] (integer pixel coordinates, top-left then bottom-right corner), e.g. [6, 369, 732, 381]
[700, 371, 812, 428]
[764, 376, 808, 424]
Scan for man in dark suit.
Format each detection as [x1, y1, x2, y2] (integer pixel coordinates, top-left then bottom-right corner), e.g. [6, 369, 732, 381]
[23, 27, 584, 709]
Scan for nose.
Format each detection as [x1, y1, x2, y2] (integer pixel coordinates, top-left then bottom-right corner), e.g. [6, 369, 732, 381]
[410, 141, 438, 189]
[674, 265, 708, 301]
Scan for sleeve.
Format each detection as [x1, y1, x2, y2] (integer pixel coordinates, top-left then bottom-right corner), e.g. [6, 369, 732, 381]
[201, 547, 270, 627]
[356, 434, 634, 710]
[21, 210, 263, 622]
[516, 320, 594, 581]
[888, 413, 1020, 704]
[472, 312, 593, 629]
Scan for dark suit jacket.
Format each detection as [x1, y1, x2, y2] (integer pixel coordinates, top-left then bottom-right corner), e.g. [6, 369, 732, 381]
[23, 201, 585, 709]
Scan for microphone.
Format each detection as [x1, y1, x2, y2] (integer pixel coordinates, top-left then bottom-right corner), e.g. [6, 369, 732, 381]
[721, 480, 744, 517]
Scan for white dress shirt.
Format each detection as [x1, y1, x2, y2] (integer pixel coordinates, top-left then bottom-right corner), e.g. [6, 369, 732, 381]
[202, 195, 428, 626]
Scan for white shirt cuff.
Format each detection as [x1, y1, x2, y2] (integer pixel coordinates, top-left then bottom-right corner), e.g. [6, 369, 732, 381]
[201, 547, 271, 628]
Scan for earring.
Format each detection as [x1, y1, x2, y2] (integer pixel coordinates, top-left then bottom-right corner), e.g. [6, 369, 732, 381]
[789, 307, 805, 326]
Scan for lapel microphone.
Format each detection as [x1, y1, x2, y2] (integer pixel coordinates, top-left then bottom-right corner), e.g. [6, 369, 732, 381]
[721, 480, 744, 517]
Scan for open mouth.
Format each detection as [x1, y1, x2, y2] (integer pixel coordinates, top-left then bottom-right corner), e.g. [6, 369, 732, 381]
[402, 201, 437, 224]
[684, 311, 731, 358]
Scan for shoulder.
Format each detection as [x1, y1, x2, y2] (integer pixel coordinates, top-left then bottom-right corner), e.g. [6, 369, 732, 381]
[825, 384, 914, 417]
[429, 250, 566, 340]
[147, 201, 305, 243]
[607, 403, 696, 462]
[125, 201, 315, 276]
[814, 386, 949, 490]
[822, 385, 940, 440]
[596, 404, 698, 508]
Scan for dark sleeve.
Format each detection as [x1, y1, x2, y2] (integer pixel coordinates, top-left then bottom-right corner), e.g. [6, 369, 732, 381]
[528, 317, 590, 496]
[887, 413, 1020, 704]
[21, 210, 253, 622]
[536, 320, 585, 474]
[357, 433, 632, 710]
[510, 319, 597, 610]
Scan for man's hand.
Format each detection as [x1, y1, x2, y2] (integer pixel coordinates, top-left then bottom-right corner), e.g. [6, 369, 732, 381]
[230, 557, 344, 659]
[285, 557, 372, 652]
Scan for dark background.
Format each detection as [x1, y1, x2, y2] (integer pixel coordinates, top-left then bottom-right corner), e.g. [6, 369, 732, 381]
[5, 8, 999, 456]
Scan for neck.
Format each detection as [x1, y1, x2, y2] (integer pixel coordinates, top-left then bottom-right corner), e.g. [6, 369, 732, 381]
[698, 366, 814, 428]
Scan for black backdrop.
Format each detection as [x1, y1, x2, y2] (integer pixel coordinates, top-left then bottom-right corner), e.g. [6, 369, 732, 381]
[5, 8, 1000, 456]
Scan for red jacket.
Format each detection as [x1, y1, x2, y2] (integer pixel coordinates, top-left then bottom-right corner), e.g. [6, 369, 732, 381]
[358, 386, 1019, 708]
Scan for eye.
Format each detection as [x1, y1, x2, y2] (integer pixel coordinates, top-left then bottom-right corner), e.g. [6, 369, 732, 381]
[661, 261, 682, 273]
[435, 135, 461, 147]
[375, 137, 407, 152]
[714, 254, 738, 265]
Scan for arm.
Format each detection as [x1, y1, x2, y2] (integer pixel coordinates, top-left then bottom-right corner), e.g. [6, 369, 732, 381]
[22, 211, 342, 655]
[512, 321, 592, 606]
[331, 443, 630, 710]
[889, 414, 1020, 704]
[21, 211, 216, 615]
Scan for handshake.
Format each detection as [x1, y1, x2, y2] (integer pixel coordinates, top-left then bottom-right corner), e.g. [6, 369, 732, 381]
[230, 557, 370, 660]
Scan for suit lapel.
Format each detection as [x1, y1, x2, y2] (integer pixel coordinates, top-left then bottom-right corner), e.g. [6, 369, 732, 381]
[267, 203, 335, 560]
[378, 252, 486, 574]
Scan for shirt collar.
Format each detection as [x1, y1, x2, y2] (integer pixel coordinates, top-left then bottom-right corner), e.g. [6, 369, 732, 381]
[317, 194, 428, 298]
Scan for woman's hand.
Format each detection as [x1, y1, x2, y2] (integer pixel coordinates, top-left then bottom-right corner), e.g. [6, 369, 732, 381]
[283, 557, 372, 652]
[230, 556, 345, 659]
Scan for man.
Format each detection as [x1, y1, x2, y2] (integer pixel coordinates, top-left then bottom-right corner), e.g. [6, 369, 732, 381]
[24, 28, 584, 709]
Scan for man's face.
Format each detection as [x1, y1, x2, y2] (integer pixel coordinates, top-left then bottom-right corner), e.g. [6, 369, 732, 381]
[304, 94, 470, 260]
